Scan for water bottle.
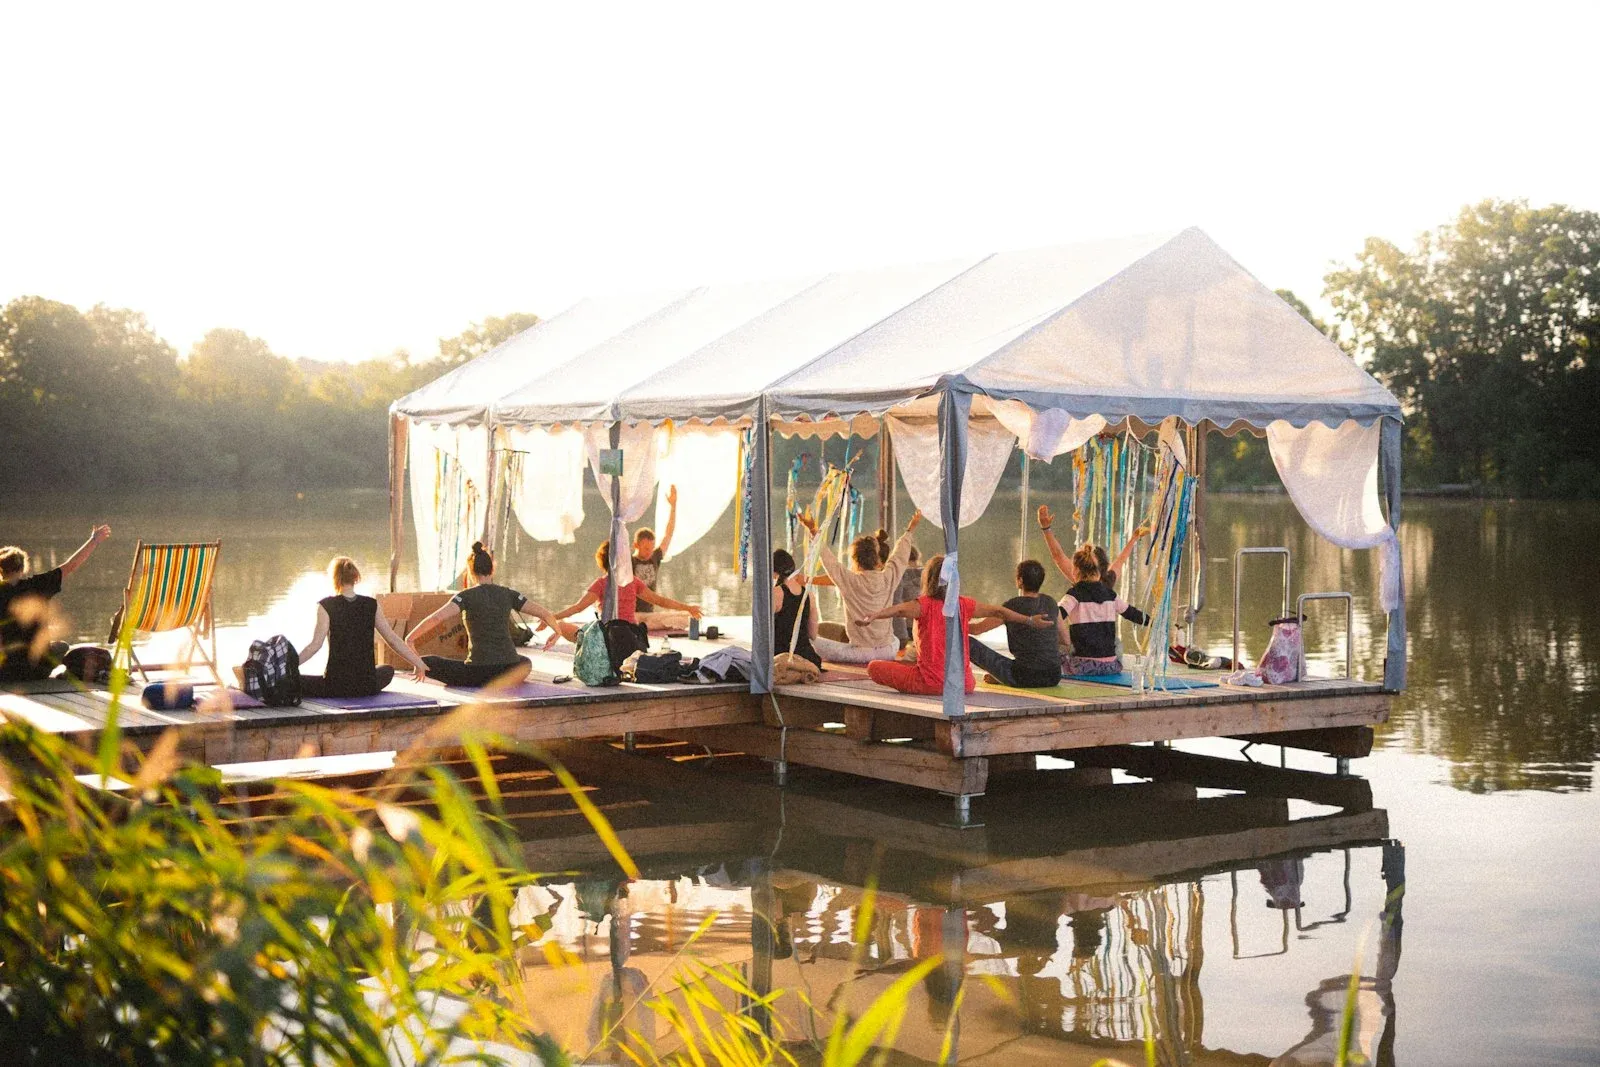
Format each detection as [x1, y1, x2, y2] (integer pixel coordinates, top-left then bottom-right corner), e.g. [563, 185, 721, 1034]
[1131, 656, 1144, 695]
[688, 616, 701, 641]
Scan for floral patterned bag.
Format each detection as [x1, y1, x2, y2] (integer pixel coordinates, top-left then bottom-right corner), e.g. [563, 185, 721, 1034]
[1257, 616, 1303, 684]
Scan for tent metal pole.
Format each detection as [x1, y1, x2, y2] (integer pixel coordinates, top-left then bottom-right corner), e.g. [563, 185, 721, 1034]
[1019, 453, 1031, 560]
[937, 387, 972, 720]
[750, 400, 775, 694]
[878, 423, 896, 534]
[1187, 425, 1208, 644]
[1380, 417, 1407, 691]
[604, 420, 622, 623]
[387, 413, 408, 593]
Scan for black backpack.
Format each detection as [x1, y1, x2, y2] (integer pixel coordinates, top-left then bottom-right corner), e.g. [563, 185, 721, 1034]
[242, 635, 302, 707]
[602, 620, 650, 672]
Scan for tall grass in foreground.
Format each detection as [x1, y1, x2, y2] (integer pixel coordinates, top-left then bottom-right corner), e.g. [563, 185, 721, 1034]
[0, 680, 990, 1067]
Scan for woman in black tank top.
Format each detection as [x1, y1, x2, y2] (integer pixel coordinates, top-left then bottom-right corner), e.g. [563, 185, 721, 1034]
[772, 550, 821, 668]
[299, 556, 430, 698]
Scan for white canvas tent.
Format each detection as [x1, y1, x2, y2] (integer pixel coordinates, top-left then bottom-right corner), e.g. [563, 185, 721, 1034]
[391, 228, 1407, 712]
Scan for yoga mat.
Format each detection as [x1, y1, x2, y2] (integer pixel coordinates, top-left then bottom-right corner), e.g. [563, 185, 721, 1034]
[446, 680, 585, 703]
[197, 687, 265, 710]
[977, 680, 1137, 702]
[312, 691, 442, 711]
[1072, 671, 1219, 691]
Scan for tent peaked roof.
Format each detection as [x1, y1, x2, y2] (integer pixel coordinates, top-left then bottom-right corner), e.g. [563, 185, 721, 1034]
[392, 228, 1401, 431]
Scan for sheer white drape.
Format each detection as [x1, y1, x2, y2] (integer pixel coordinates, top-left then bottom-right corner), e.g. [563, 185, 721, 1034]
[407, 421, 490, 590]
[584, 423, 660, 584]
[988, 400, 1106, 461]
[1267, 418, 1401, 612]
[503, 426, 587, 544]
[650, 424, 741, 562]
[887, 415, 1015, 528]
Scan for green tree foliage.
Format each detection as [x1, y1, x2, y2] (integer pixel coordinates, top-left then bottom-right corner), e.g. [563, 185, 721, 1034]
[1325, 199, 1600, 496]
[0, 301, 535, 491]
[437, 312, 540, 366]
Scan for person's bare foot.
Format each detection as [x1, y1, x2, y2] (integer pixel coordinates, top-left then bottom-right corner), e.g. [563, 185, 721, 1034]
[982, 673, 1000, 685]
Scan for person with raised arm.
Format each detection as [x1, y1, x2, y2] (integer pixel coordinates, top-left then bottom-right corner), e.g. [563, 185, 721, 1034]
[1037, 504, 1149, 592]
[630, 484, 678, 619]
[857, 554, 1053, 696]
[0, 523, 111, 684]
[800, 509, 922, 665]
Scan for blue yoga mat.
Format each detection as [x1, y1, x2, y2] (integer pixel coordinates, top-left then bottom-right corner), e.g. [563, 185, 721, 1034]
[1073, 671, 1219, 690]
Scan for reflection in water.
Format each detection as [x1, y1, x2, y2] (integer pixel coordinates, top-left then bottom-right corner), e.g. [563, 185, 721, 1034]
[432, 743, 1406, 1065]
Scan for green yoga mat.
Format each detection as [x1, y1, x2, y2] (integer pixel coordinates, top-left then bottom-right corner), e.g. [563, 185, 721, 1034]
[975, 680, 1133, 702]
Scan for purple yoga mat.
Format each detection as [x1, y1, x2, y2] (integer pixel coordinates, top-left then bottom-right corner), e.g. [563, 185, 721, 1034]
[192, 686, 265, 709]
[448, 680, 582, 702]
[313, 691, 442, 711]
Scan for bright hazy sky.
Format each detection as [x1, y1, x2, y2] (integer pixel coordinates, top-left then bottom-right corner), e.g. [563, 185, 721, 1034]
[4, 2, 1597, 364]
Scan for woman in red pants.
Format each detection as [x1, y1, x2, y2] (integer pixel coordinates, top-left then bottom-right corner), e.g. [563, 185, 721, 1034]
[860, 554, 1053, 696]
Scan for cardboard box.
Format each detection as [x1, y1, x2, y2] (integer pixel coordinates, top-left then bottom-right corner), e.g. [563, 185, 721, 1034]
[376, 591, 468, 666]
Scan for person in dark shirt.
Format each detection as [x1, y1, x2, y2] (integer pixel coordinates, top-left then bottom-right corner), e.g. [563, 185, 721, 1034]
[297, 556, 430, 698]
[631, 484, 678, 617]
[406, 542, 562, 688]
[0, 524, 111, 684]
[966, 559, 1062, 688]
[1057, 545, 1150, 676]
[771, 549, 821, 668]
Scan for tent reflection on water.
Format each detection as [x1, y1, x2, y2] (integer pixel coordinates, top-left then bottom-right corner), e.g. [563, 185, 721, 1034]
[390, 228, 1409, 712]
[478, 742, 1407, 1065]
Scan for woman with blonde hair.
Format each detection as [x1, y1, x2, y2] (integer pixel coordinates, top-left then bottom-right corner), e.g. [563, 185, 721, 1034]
[299, 555, 429, 697]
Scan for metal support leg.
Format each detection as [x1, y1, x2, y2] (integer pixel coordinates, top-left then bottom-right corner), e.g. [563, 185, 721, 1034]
[623, 732, 637, 754]
[953, 794, 972, 823]
[1335, 756, 1351, 777]
[772, 759, 787, 787]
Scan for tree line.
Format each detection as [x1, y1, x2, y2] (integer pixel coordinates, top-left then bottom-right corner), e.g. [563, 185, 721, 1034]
[0, 303, 537, 492]
[4, 199, 1595, 497]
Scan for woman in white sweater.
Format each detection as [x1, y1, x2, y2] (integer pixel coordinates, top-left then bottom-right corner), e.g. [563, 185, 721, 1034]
[801, 510, 922, 664]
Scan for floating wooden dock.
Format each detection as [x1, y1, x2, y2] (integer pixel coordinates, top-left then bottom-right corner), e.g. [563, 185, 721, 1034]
[1, 627, 1390, 819]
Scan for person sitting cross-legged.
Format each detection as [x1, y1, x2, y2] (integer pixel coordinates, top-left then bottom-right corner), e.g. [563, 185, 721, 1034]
[858, 555, 1053, 697]
[1058, 545, 1150, 677]
[966, 559, 1062, 689]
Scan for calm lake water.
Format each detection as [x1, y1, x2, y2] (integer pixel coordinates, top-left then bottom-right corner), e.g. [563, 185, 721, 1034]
[6, 486, 1599, 1064]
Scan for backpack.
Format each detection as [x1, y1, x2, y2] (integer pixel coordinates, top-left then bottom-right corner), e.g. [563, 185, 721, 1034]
[603, 620, 650, 671]
[572, 620, 619, 686]
[242, 635, 302, 706]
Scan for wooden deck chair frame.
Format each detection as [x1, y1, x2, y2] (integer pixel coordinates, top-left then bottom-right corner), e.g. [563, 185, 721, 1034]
[108, 540, 223, 685]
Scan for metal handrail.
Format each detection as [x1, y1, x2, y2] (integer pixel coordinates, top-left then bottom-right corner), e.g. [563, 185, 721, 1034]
[1232, 547, 1290, 667]
[1297, 591, 1355, 680]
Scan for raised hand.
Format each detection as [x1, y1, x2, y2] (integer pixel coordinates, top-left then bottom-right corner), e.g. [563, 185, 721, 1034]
[1037, 505, 1054, 530]
[667, 484, 678, 508]
[906, 510, 923, 532]
[90, 524, 112, 543]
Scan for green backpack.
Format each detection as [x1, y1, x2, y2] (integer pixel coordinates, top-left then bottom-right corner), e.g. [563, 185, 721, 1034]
[572, 619, 619, 686]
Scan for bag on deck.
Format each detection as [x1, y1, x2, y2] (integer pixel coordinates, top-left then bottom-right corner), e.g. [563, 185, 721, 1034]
[241, 634, 301, 706]
[603, 620, 650, 671]
[573, 620, 619, 686]
[772, 652, 820, 686]
[62, 644, 113, 685]
[631, 650, 683, 684]
[1257, 615, 1303, 685]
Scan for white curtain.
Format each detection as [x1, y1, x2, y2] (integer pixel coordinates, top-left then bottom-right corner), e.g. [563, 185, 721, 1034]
[407, 420, 490, 590]
[503, 426, 587, 544]
[1267, 418, 1401, 612]
[650, 423, 741, 562]
[988, 400, 1106, 461]
[584, 422, 661, 584]
[887, 415, 1015, 528]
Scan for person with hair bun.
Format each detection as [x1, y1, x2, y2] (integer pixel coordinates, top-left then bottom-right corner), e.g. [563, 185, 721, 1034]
[405, 542, 560, 688]
[799, 510, 922, 665]
[1057, 543, 1151, 677]
[771, 548, 821, 669]
[298, 555, 429, 697]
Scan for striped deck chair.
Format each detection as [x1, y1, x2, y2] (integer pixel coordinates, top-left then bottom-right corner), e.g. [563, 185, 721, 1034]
[108, 540, 222, 683]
